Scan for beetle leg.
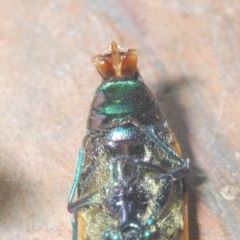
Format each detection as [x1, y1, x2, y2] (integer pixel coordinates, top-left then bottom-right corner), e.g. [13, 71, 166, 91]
[68, 192, 102, 213]
[110, 155, 190, 227]
[155, 158, 190, 181]
[67, 135, 97, 240]
[111, 155, 167, 184]
[145, 162, 190, 229]
[68, 133, 95, 208]
[71, 216, 78, 240]
[68, 149, 85, 208]
[67, 149, 85, 240]
[128, 118, 189, 166]
[89, 117, 187, 165]
[68, 192, 103, 240]
[153, 161, 190, 216]
[111, 155, 189, 185]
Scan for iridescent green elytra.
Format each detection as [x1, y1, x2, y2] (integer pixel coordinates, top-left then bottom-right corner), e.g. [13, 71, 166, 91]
[68, 42, 190, 240]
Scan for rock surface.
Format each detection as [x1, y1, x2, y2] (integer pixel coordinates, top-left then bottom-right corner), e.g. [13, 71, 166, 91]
[0, 1, 240, 239]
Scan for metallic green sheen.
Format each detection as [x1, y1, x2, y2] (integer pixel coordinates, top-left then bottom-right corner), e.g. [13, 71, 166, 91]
[97, 79, 153, 115]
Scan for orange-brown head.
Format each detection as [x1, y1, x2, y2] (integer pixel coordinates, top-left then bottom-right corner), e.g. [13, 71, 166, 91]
[92, 41, 139, 80]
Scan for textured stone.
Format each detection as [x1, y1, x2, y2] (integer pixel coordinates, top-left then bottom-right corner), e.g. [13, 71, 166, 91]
[0, 1, 240, 239]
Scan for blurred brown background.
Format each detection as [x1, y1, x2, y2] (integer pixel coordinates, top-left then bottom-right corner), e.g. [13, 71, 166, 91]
[0, 1, 240, 239]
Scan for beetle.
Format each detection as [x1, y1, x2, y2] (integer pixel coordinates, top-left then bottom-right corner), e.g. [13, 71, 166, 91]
[68, 41, 190, 240]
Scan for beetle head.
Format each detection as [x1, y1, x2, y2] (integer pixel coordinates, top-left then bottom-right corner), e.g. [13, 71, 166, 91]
[92, 41, 139, 80]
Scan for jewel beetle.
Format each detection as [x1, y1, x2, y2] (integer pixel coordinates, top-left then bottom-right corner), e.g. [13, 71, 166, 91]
[68, 41, 190, 240]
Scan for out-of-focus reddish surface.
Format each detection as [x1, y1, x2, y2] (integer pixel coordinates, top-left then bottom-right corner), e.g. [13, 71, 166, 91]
[0, 1, 240, 239]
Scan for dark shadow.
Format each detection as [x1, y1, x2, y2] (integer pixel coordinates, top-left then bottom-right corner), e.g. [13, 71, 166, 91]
[154, 77, 206, 240]
[0, 151, 33, 229]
